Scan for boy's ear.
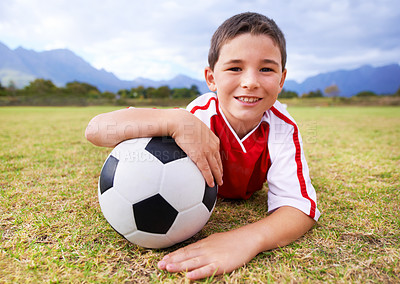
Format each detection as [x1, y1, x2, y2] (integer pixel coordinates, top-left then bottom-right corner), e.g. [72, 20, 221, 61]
[279, 69, 287, 90]
[204, 67, 217, 92]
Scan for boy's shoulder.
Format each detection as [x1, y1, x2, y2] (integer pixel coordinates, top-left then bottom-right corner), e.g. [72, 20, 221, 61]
[186, 93, 218, 128]
[186, 92, 218, 113]
[264, 100, 297, 126]
[263, 100, 300, 146]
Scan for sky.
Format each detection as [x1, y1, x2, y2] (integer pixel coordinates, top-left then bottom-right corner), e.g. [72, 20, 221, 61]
[1, 0, 399, 83]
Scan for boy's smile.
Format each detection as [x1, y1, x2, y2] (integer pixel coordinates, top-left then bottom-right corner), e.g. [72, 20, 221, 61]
[205, 33, 287, 139]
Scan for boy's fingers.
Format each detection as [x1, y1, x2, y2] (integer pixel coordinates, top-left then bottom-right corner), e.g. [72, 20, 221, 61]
[214, 151, 223, 185]
[187, 150, 220, 188]
[174, 122, 222, 188]
[186, 263, 221, 280]
[166, 256, 207, 274]
[208, 153, 223, 187]
[195, 157, 215, 188]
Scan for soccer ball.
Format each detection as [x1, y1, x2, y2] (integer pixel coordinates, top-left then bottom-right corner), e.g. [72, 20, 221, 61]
[98, 137, 218, 249]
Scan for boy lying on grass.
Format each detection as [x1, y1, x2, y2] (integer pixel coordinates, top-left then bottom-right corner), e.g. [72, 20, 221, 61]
[86, 12, 320, 280]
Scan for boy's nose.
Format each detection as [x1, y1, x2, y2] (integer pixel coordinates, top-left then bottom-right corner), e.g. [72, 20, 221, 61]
[240, 71, 260, 90]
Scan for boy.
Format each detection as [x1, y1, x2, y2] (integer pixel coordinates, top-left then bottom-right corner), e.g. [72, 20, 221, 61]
[85, 12, 320, 280]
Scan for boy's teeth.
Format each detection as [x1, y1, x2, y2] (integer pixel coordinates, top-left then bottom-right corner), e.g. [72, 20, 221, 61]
[237, 97, 260, 103]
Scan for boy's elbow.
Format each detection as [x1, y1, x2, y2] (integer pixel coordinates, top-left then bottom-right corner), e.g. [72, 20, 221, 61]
[85, 116, 102, 146]
[85, 125, 95, 143]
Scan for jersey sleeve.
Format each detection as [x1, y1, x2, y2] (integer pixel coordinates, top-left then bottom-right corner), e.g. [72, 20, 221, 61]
[266, 105, 321, 221]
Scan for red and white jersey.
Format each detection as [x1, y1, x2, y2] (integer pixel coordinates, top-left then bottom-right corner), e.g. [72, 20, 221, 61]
[186, 92, 320, 221]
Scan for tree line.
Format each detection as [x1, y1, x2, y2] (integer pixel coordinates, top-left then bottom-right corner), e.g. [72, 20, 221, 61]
[0, 79, 201, 106]
[280, 84, 400, 99]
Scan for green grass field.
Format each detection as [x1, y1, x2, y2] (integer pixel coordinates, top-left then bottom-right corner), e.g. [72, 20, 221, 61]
[1, 105, 399, 283]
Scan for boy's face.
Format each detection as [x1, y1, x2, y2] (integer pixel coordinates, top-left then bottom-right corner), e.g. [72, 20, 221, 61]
[205, 33, 287, 137]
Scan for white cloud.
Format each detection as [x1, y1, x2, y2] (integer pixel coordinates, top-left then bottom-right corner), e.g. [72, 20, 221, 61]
[0, 0, 399, 82]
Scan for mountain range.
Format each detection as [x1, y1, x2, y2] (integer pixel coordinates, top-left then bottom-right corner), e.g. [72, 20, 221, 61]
[1, 41, 399, 97]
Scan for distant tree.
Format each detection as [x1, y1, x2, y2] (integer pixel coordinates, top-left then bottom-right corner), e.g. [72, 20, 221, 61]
[190, 85, 200, 96]
[7, 80, 17, 96]
[157, 86, 171, 99]
[65, 81, 100, 96]
[24, 79, 57, 95]
[117, 89, 130, 99]
[172, 88, 191, 99]
[279, 88, 298, 99]
[355, 91, 377, 97]
[131, 85, 146, 99]
[86, 90, 101, 99]
[146, 87, 156, 99]
[172, 85, 200, 99]
[302, 89, 323, 98]
[147, 86, 171, 99]
[324, 84, 340, 98]
[0, 82, 6, 96]
[101, 91, 117, 100]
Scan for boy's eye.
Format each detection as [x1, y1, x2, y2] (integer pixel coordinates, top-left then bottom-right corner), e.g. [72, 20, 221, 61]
[260, 67, 273, 72]
[228, 67, 241, 72]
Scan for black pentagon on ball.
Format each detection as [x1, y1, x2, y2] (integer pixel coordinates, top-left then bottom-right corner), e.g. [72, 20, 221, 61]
[145, 136, 187, 164]
[99, 155, 119, 194]
[133, 193, 178, 234]
[203, 183, 218, 212]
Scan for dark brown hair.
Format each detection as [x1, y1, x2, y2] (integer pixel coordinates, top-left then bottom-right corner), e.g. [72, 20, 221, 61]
[208, 12, 287, 71]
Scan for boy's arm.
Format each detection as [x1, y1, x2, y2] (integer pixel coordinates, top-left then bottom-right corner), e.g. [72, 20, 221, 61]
[158, 206, 315, 280]
[85, 108, 183, 147]
[85, 108, 223, 187]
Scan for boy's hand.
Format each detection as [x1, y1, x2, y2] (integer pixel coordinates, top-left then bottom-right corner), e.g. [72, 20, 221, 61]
[157, 207, 316, 280]
[170, 110, 223, 188]
[157, 229, 257, 280]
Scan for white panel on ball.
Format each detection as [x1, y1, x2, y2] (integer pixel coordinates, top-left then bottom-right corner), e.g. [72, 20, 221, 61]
[98, 187, 137, 236]
[160, 158, 205, 211]
[111, 137, 150, 155]
[125, 230, 175, 249]
[112, 149, 163, 204]
[166, 203, 211, 244]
